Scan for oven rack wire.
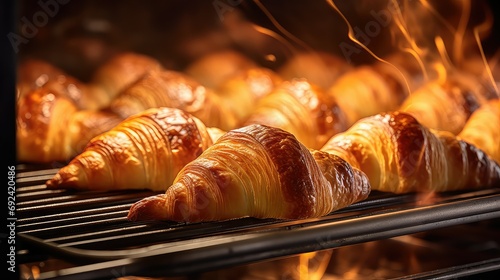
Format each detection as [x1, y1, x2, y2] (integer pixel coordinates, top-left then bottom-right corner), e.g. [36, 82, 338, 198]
[16, 164, 500, 279]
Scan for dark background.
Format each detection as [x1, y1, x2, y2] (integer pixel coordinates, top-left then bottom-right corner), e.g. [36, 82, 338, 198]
[11, 0, 500, 80]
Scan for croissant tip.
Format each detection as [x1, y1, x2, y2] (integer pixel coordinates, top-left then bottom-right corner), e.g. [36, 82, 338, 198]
[127, 194, 168, 221]
[45, 163, 87, 190]
[45, 174, 61, 189]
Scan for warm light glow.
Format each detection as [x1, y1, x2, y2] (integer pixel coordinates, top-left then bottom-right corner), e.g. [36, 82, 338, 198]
[415, 190, 440, 206]
[251, 0, 311, 53]
[326, 0, 413, 95]
[452, 0, 471, 65]
[434, 35, 453, 80]
[474, 26, 500, 96]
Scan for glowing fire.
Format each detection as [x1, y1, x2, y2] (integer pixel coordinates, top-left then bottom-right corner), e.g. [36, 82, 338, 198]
[235, 1, 499, 278]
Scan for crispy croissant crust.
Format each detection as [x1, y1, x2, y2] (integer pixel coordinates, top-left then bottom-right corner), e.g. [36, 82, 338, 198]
[16, 59, 101, 110]
[400, 73, 495, 134]
[327, 65, 406, 127]
[108, 69, 213, 118]
[109, 67, 281, 131]
[17, 59, 67, 97]
[16, 88, 122, 163]
[458, 98, 500, 163]
[107, 69, 236, 130]
[213, 67, 283, 130]
[321, 111, 500, 193]
[46, 107, 216, 191]
[86, 52, 162, 109]
[326, 52, 426, 127]
[244, 79, 349, 149]
[127, 124, 370, 222]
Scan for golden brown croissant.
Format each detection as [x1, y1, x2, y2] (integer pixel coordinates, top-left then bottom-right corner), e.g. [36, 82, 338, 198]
[46, 107, 218, 191]
[107, 69, 235, 130]
[400, 72, 496, 134]
[321, 111, 500, 194]
[210, 67, 283, 130]
[242, 53, 424, 150]
[127, 124, 370, 222]
[108, 67, 282, 131]
[244, 79, 349, 149]
[326, 52, 424, 127]
[327, 67, 405, 127]
[278, 51, 352, 90]
[85, 52, 162, 110]
[184, 50, 257, 88]
[108, 69, 213, 118]
[16, 59, 101, 110]
[17, 59, 67, 97]
[16, 87, 122, 163]
[458, 98, 500, 163]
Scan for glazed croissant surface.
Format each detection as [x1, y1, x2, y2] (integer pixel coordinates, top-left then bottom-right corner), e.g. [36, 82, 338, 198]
[244, 53, 423, 150]
[108, 69, 218, 120]
[458, 98, 500, 163]
[16, 59, 100, 110]
[17, 53, 162, 111]
[244, 79, 349, 149]
[212, 67, 283, 130]
[17, 87, 122, 163]
[46, 107, 217, 191]
[108, 67, 282, 131]
[17, 58, 70, 97]
[327, 65, 404, 126]
[16, 51, 281, 163]
[321, 111, 500, 194]
[127, 124, 370, 222]
[325, 52, 424, 127]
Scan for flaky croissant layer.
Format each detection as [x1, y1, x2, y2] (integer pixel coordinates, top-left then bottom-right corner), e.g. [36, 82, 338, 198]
[46, 107, 215, 191]
[458, 98, 500, 163]
[321, 111, 500, 194]
[400, 73, 496, 134]
[17, 87, 122, 163]
[128, 124, 370, 222]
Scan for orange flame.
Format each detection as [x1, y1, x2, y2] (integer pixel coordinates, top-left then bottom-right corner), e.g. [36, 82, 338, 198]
[325, 0, 413, 94]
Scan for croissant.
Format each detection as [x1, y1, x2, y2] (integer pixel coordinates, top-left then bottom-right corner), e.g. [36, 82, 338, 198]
[184, 50, 257, 88]
[17, 58, 67, 97]
[326, 52, 424, 126]
[243, 54, 423, 149]
[244, 79, 349, 149]
[16, 59, 100, 110]
[127, 124, 370, 222]
[400, 72, 496, 134]
[211, 67, 283, 130]
[321, 111, 500, 194]
[108, 69, 213, 118]
[16, 87, 123, 163]
[458, 98, 500, 163]
[85, 52, 162, 110]
[46, 107, 218, 191]
[109, 66, 282, 131]
[278, 51, 352, 90]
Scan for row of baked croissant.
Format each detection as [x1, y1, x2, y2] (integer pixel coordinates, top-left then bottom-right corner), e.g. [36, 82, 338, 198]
[17, 48, 497, 163]
[44, 104, 500, 223]
[17, 49, 500, 223]
[17, 50, 307, 162]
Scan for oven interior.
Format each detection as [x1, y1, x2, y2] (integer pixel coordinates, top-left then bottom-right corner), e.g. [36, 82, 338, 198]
[16, 164, 500, 279]
[13, 0, 500, 279]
